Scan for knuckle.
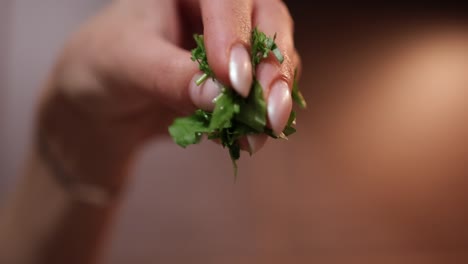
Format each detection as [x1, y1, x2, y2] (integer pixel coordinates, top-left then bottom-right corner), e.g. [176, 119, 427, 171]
[259, 0, 294, 31]
[276, 1, 294, 32]
[279, 54, 295, 85]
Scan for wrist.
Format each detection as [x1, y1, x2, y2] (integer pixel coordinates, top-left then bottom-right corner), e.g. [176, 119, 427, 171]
[35, 81, 136, 196]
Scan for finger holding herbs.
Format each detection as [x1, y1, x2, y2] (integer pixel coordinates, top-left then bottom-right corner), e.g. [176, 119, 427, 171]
[169, 27, 306, 177]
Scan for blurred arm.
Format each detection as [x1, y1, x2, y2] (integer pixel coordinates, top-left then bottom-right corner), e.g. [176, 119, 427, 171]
[0, 84, 133, 264]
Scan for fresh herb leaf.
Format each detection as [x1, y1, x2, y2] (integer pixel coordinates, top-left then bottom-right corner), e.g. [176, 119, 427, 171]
[292, 69, 307, 108]
[287, 110, 296, 125]
[272, 47, 284, 64]
[210, 88, 240, 130]
[283, 111, 297, 136]
[168, 109, 212, 148]
[169, 27, 307, 177]
[283, 126, 296, 136]
[251, 28, 284, 66]
[235, 80, 267, 132]
[228, 140, 240, 177]
[191, 34, 214, 85]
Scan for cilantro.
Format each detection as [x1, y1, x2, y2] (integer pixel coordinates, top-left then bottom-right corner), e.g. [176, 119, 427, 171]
[168, 109, 212, 147]
[191, 34, 214, 85]
[282, 111, 297, 136]
[169, 27, 307, 176]
[209, 88, 240, 130]
[292, 69, 307, 108]
[251, 28, 284, 66]
[235, 80, 267, 132]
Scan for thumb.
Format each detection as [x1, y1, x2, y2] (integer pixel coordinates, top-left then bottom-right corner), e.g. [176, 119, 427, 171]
[111, 38, 220, 113]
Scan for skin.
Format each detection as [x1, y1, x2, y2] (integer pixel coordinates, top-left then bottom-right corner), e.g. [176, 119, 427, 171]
[3, 3, 467, 264]
[0, 0, 299, 263]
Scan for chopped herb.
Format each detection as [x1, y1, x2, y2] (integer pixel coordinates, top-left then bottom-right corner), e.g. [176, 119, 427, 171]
[169, 27, 307, 176]
[292, 69, 307, 108]
[209, 88, 240, 130]
[282, 111, 297, 136]
[235, 80, 267, 132]
[251, 28, 284, 66]
[191, 34, 214, 85]
[168, 109, 212, 147]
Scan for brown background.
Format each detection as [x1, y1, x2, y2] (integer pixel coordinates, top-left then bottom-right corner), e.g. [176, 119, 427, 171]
[1, 1, 468, 263]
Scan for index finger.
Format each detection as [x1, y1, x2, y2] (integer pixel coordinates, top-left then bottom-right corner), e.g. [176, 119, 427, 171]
[254, 0, 299, 134]
[200, 0, 254, 97]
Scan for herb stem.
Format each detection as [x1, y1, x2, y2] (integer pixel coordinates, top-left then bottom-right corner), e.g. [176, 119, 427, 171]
[196, 73, 209, 86]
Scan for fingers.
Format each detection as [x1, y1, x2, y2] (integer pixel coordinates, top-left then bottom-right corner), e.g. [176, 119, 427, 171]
[246, 134, 268, 154]
[189, 74, 221, 111]
[254, 0, 299, 135]
[200, 0, 254, 97]
[111, 34, 222, 113]
[215, 134, 267, 155]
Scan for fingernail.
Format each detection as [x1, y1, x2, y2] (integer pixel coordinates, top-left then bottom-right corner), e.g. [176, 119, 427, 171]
[238, 135, 267, 155]
[268, 80, 292, 135]
[189, 73, 221, 111]
[247, 134, 268, 154]
[256, 62, 279, 100]
[229, 44, 252, 97]
[238, 137, 251, 154]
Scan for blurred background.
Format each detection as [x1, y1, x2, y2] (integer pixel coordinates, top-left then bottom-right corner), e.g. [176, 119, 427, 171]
[1, 1, 468, 263]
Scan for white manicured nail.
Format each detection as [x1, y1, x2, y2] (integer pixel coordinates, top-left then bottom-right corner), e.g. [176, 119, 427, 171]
[267, 80, 292, 135]
[229, 44, 252, 97]
[246, 135, 268, 154]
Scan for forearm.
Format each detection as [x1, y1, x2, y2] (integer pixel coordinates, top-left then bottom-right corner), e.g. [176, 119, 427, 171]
[0, 152, 119, 264]
[0, 85, 134, 264]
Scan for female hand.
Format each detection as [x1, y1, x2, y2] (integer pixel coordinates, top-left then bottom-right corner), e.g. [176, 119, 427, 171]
[38, 0, 300, 187]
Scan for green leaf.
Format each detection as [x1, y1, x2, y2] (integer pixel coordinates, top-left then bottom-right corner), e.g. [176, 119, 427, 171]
[251, 28, 284, 67]
[292, 69, 307, 108]
[283, 126, 296, 136]
[263, 128, 277, 139]
[235, 80, 267, 132]
[287, 111, 296, 126]
[228, 140, 240, 177]
[209, 88, 240, 130]
[218, 127, 242, 177]
[168, 110, 212, 148]
[283, 111, 297, 136]
[191, 34, 214, 84]
[272, 48, 284, 64]
[169, 27, 307, 177]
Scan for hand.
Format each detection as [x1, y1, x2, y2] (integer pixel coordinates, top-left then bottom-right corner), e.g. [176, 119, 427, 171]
[38, 0, 300, 186]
